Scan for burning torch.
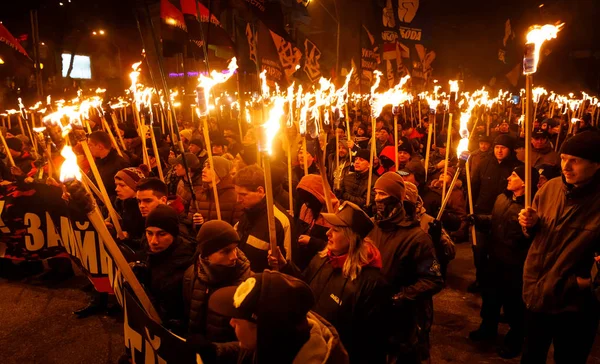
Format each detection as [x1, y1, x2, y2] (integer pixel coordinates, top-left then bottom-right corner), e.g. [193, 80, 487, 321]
[523, 23, 564, 207]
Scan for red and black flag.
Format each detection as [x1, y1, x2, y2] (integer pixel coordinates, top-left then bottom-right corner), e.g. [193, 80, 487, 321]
[0, 23, 31, 65]
[180, 0, 234, 59]
[160, 0, 188, 57]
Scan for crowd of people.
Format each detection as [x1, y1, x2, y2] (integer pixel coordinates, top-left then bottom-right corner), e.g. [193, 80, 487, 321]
[1, 100, 600, 364]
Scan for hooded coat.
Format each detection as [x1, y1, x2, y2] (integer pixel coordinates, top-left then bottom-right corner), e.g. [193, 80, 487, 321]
[183, 249, 252, 341]
[523, 173, 600, 314]
[282, 242, 387, 364]
[296, 175, 340, 269]
[367, 173, 444, 361]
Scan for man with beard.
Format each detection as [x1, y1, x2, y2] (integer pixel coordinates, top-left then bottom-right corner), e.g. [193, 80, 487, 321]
[368, 172, 443, 363]
[327, 138, 352, 190]
[233, 165, 293, 272]
[519, 131, 600, 363]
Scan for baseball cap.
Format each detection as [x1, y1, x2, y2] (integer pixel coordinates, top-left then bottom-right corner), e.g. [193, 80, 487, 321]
[354, 149, 371, 162]
[400, 160, 426, 186]
[321, 201, 374, 238]
[532, 128, 548, 139]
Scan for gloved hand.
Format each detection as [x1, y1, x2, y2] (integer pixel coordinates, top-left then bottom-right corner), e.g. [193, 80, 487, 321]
[186, 334, 217, 362]
[129, 261, 149, 285]
[464, 214, 480, 226]
[428, 219, 443, 245]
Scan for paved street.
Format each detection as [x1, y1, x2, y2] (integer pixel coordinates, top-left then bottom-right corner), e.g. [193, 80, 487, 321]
[0, 243, 599, 363]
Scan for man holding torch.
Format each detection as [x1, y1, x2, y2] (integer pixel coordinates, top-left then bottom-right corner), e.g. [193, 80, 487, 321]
[519, 130, 600, 363]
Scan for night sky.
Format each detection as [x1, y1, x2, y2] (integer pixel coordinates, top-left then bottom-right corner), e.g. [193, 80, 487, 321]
[2, 0, 599, 91]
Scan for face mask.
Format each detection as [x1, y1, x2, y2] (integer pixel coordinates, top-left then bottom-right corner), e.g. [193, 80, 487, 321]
[374, 195, 401, 221]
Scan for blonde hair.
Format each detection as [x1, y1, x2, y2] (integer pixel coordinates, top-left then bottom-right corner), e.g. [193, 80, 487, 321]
[320, 226, 373, 281]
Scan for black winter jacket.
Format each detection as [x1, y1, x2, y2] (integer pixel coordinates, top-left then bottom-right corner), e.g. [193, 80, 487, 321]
[472, 156, 522, 214]
[337, 170, 377, 210]
[475, 192, 532, 266]
[282, 250, 388, 363]
[183, 250, 251, 341]
[144, 236, 195, 332]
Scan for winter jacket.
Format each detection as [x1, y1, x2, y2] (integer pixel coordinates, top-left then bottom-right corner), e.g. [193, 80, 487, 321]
[183, 250, 251, 341]
[114, 197, 146, 252]
[143, 236, 195, 332]
[468, 149, 491, 176]
[530, 144, 560, 168]
[523, 173, 600, 314]
[283, 242, 387, 363]
[296, 175, 340, 269]
[475, 192, 532, 266]
[337, 170, 377, 210]
[92, 148, 130, 201]
[236, 197, 295, 272]
[471, 156, 522, 214]
[368, 208, 443, 356]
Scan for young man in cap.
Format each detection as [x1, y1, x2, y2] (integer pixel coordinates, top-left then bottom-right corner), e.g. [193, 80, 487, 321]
[211, 136, 229, 157]
[368, 172, 443, 362]
[399, 159, 426, 194]
[134, 204, 195, 333]
[193, 271, 349, 363]
[87, 131, 130, 202]
[469, 134, 521, 293]
[427, 134, 457, 182]
[468, 166, 539, 358]
[336, 148, 378, 211]
[530, 128, 560, 168]
[519, 130, 600, 363]
[232, 165, 293, 272]
[292, 140, 319, 184]
[326, 137, 352, 190]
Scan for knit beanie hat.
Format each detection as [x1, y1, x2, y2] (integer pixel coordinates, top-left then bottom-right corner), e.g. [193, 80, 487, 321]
[513, 165, 539, 191]
[560, 130, 600, 163]
[6, 137, 23, 152]
[239, 144, 258, 166]
[212, 156, 232, 179]
[180, 129, 193, 142]
[374, 171, 406, 200]
[196, 220, 240, 258]
[145, 204, 179, 238]
[115, 167, 146, 191]
[176, 152, 202, 170]
[494, 134, 515, 150]
[354, 149, 371, 162]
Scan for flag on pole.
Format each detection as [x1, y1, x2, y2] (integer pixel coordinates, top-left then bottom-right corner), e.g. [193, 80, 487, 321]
[0, 23, 30, 60]
[160, 0, 188, 56]
[180, 0, 233, 58]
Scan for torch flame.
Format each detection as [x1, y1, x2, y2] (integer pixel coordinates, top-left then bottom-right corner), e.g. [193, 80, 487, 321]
[262, 97, 285, 155]
[59, 145, 82, 182]
[197, 58, 238, 116]
[525, 23, 564, 74]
